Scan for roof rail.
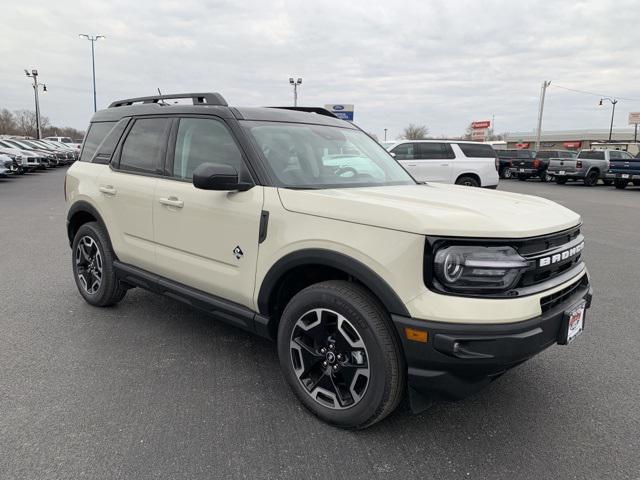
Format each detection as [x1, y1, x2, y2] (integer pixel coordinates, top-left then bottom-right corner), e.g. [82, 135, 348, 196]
[267, 106, 339, 119]
[108, 92, 228, 108]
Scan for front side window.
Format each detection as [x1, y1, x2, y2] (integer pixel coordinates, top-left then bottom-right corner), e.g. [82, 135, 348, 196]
[172, 118, 243, 180]
[417, 143, 455, 160]
[390, 143, 416, 160]
[118, 118, 171, 173]
[244, 121, 415, 188]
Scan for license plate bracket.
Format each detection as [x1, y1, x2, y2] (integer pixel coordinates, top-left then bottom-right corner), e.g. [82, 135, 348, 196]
[559, 301, 586, 345]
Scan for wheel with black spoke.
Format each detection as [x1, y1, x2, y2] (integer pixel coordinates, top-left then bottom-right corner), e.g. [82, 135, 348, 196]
[277, 280, 405, 428]
[72, 222, 126, 307]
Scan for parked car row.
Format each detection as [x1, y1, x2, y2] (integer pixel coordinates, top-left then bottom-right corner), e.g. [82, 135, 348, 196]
[500, 147, 640, 189]
[0, 137, 79, 176]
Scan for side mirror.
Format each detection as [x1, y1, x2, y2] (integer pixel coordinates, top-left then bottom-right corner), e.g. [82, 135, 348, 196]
[192, 163, 252, 191]
[389, 152, 396, 158]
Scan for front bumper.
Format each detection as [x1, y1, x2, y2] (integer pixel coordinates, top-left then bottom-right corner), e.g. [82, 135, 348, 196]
[393, 273, 592, 401]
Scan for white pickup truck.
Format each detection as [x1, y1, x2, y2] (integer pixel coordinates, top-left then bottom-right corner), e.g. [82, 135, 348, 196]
[547, 149, 611, 186]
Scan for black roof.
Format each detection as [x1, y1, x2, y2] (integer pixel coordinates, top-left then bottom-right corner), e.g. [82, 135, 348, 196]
[91, 92, 355, 129]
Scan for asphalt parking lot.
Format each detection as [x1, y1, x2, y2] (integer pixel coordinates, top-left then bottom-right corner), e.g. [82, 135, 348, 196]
[1, 168, 638, 480]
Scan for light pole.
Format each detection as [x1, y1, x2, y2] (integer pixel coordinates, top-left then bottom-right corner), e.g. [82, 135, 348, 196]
[535, 80, 551, 151]
[384, 128, 388, 141]
[599, 97, 618, 142]
[24, 69, 47, 139]
[289, 77, 302, 106]
[79, 34, 105, 112]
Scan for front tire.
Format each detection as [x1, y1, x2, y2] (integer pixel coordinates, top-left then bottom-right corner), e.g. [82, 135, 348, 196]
[72, 222, 127, 307]
[555, 177, 568, 185]
[277, 280, 405, 429]
[517, 174, 528, 181]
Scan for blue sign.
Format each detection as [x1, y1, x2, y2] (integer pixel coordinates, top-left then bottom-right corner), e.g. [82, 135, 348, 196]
[325, 104, 354, 121]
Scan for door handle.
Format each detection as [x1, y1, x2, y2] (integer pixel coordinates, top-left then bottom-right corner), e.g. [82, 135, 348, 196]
[99, 185, 116, 196]
[407, 164, 417, 167]
[159, 196, 184, 208]
[440, 163, 450, 167]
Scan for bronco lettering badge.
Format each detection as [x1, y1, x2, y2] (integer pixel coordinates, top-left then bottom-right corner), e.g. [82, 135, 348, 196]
[539, 241, 584, 267]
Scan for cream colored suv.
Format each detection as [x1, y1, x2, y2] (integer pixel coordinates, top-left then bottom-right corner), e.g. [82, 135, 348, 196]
[66, 92, 593, 428]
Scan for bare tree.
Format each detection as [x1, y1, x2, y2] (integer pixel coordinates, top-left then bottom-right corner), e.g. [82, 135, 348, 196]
[12, 110, 50, 137]
[399, 124, 429, 140]
[0, 109, 17, 134]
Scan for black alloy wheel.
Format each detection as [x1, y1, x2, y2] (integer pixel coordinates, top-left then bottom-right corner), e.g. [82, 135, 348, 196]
[584, 170, 599, 186]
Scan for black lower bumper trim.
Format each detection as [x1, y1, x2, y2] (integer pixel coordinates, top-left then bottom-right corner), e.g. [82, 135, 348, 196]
[393, 275, 592, 401]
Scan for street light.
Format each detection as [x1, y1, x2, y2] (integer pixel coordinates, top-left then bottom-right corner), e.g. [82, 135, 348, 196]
[599, 97, 618, 142]
[24, 69, 47, 139]
[289, 77, 302, 106]
[79, 34, 105, 112]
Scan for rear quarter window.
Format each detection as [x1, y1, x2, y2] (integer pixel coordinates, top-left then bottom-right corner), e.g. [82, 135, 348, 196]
[577, 151, 605, 160]
[79, 121, 117, 162]
[457, 143, 496, 158]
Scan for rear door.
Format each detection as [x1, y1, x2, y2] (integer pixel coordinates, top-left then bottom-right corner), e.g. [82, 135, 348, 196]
[97, 117, 171, 271]
[153, 116, 264, 307]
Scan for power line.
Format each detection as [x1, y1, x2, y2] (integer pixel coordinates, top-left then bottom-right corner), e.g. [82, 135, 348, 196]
[550, 84, 640, 102]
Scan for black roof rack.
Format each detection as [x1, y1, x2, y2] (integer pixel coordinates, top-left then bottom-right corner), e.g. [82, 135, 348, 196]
[108, 92, 228, 108]
[266, 106, 339, 119]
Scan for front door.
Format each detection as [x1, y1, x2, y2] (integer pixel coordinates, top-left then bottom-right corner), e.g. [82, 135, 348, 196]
[153, 116, 264, 308]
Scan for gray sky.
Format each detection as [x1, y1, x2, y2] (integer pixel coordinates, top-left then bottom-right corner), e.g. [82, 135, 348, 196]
[2, 0, 639, 138]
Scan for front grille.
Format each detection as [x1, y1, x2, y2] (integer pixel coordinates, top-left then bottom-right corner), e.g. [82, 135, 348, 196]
[515, 225, 583, 289]
[540, 274, 588, 312]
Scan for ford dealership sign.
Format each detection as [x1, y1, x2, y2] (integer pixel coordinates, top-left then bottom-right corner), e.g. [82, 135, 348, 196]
[325, 104, 354, 121]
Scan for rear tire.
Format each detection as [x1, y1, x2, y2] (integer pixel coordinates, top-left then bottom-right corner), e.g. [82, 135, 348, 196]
[584, 170, 599, 186]
[614, 179, 628, 190]
[277, 280, 405, 429]
[502, 169, 512, 179]
[517, 174, 528, 181]
[71, 222, 127, 307]
[602, 179, 613, 186]
[555, 177, 568, 185]
[455, 175, 480, 187]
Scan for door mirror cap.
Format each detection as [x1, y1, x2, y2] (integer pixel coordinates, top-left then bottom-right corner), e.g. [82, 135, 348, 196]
[192, 163, 252, 191]
[389, 152, 396, 158]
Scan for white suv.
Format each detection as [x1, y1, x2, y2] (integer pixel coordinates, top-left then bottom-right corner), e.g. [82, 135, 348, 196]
[65, 93, 592, 428]
[385, 140, 499, 188]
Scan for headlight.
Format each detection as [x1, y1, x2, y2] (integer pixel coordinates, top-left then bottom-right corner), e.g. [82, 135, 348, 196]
[433, 245, 528, 293]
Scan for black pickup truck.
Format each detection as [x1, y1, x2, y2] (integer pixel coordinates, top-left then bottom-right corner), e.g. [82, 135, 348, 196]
[510, 149, 577, 182]
[496, 149, 536, 179]
[608, 151, 640, 189]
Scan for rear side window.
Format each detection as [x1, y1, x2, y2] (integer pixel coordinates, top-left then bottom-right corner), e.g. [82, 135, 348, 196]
[172, 117, 243, 180]
[536, 151, 554, 159]
[92, 118, 130, 164]
[417, 143, 455, 160]
[117, 118, 171, 174]
[391, 143, 416, 160]
[79, 121, 116, 162]
[458, 143, 496, 158]
[609, 151, 622, 160]
[578, 151, 605, 160]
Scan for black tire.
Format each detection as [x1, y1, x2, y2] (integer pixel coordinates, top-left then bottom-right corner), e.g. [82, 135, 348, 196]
[633, 181, 640, 187]
[584, 170, 599, 187]
[455, 175, 480, 187]
[541, 171, 552, 183]
[555, 177, 568, 185]
[517, 174, 528, 181]
[502, 168, 512, 179]
[602, 179, 613, 186]
[277, 280, 405, 429]
[614, 179, 628, 190]
[71, 222, 126, 307]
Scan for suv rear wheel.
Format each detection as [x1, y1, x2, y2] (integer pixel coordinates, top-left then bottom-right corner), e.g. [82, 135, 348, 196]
[277, 280, 405, 429]
[72, 222, 127, 307]
[455, 175, 480, 187]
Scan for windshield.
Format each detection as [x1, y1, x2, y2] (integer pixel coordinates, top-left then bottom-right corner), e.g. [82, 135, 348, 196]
[243, 121, 415, 188]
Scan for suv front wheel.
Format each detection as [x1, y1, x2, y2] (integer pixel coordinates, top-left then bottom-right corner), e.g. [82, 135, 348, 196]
[72, 222, 127, 307]
[277, 280, 405, 429]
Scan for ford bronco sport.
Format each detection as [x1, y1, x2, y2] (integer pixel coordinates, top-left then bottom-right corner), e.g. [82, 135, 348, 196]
[66, 92, 593, 428]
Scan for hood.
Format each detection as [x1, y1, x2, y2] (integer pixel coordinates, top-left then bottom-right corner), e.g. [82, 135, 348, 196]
[278, 184, 581, 238]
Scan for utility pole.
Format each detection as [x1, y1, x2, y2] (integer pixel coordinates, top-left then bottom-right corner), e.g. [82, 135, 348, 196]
[384, 128, 388, 141]
[599, 98, 618, 141]
[24, 69, 47, 139]
[535, 80, 551, 151]
[79, 34, 105, 112]
[289, 77, 302, 106]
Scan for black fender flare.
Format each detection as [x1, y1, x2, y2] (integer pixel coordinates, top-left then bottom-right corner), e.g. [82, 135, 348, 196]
[66, 200, 109, 246]
[257, 248, 410, 317]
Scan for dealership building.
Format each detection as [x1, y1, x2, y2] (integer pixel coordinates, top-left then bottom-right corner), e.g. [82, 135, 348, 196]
[504, 128, 639, 150]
